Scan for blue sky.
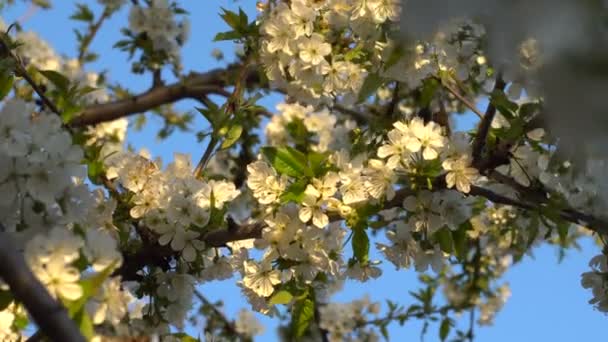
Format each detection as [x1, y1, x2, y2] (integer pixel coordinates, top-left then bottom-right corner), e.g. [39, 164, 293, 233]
[3, 1, 606, 341]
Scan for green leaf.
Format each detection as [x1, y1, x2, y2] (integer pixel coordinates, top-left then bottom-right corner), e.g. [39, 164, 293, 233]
[172, 333, 200, 342]
[420, 78, 439, 107]
[214, 30, 242, 42]
[13, 315, 28, 330]
[39, 69, 70, 91]
[67, 260, 118, 316]
[269, 290, 293, 305]
[557, 220, 569, 245]
[439, 317, 451, 341]
[195, 106, 219, 128]
[74, 309, 94, 339]
[452, 222, 470, 260]
[434, 227, 453, 254]
[357, 72, 385, 103]
[220, 8, 241, 30]
[490, 90, 518, 119]
[352, 224, 370, 264]
[220, 124, 243, 149]
[380, 324, 390, 341]
[70, 4, 94, 22]
[261, 146, 312, 178]
[0, 290, 13, 311]
[291, 298, 314, 338]
[87, 159, 104, 185]
[32, 0, 51, 8]
[307, 151, 329, 177]
[0, 73, 13, 101]
[280, 179, 308, 204]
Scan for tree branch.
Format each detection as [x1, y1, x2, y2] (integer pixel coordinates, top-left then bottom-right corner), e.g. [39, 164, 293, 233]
[440, 80, 484, 119]
[71, 63, 263, 127]
[0, 229, 85, 342]
[77, 7, 111, 64]
[472, 75, 506, 166]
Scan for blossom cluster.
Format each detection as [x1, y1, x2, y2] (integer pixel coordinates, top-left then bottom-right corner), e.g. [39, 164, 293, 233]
[0, 99, 88, 231]
[258, 0, 495, 105]
[106, 152, 240, 262]
[581, 254, 608, 312]
[318, 296, 381, 342]
[266, 102, 356, 153]
[0, 98, 138, 338]
[128, 0, 190, 63]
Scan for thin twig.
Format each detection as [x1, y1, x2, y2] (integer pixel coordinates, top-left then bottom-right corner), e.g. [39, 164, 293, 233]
[385, 82, 401, 118]
[16, 66, 61, 115]
[440, 80, 484, 119]
[0, 36, 61, 116]
[472, 74, 506, 165]
[194, 290, 248, 340]
[77, 7, 111, 63]
[193, 59, 252, 178]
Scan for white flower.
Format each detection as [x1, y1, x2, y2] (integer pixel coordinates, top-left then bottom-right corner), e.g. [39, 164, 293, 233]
[242, 260, 281, 298]
[414, 246, 445, 273]
[235, 310, 265, 337]
[30, 253, 83, 301]
[442, 155, 480, 193]
[209, 180, 241, 208]
[364, 159, 397, 200]
[247, 160, 288, 205]
[403, 191, 444, 234]
[298, 34, 332, 65]
[84, 228, 122, 272]
[367, 0, 401, 23]
[581, 254, 608, 312]
[408, 117, 446, 160]
[299, 185, 330, 228]
[86, 277, 134, 325]
[25, 228, 84, 301]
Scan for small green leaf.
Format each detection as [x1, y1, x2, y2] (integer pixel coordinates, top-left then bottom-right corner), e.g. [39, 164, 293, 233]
[380, 324, 389, 341]
[357, 72, 385, 103]
[0, 73, 14, 101]
[352, 224, 370, 264]
[439, 317, 451, 341]
[269, 290, 293, 305]
[220, 8, 241, 30]
[220, 124, 243, 149]
[307, 151, 329, 177]
[73, 309, 94, 339]
[0, 290, 13, 311]
[172, 333, 199, 342]
[490, 90, 518, 119]
[39, 69, 70, 91]
[452, 222, 470, 260]
[261, 146, 312, 178]
[280, 179, 308, 204]
[291, 298, 314, 338]
[70, 4, 94, 22]
[87, 159, 104, 184]
[434, 227, 453, 254]
[420, 78, 439, 107]
[195, 106, 219, 128]
[214, 30, 242, 42]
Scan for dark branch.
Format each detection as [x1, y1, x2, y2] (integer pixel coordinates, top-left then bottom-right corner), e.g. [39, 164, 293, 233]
[0, 229, 85, 342]
[71, 63, 263, 127]
[472, 75, 506, 166]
